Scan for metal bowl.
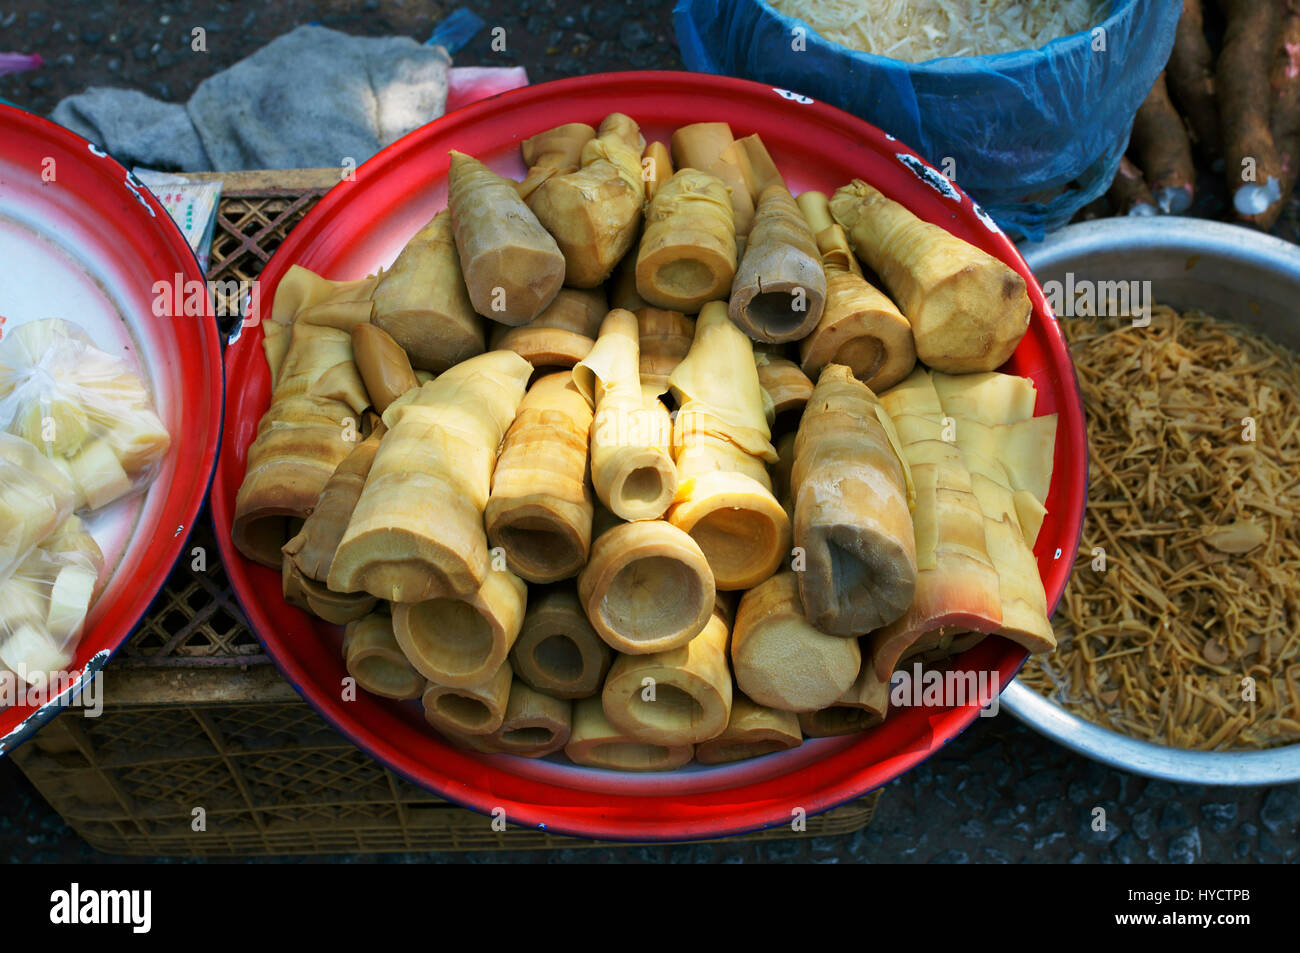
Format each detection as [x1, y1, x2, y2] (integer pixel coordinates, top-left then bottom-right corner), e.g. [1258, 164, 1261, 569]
[1006, 216, 1300, 785]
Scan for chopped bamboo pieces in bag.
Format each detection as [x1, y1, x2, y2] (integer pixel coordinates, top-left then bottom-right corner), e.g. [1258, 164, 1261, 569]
[601, 597, 733, 746]
[565, 696, 695, 771]
[0, 319, 171, 514]
[728, 184, 827, 343]
[342, 611, 423, 700]
[573, 309, 678, 522]
[577, 519, 716, 655]
[667, 301, 790, 590]
[796, 190, 916, 392]
[792, 364, 917, 636]
[485, 372, 595, 583]
[370, 210, 486, 373]
[447, 150, 566, 325]
[830, 180, 1030, 373]
[234, 268, 374, 568]
[489, 287, 607, 368]
[732, 572, 861, 712]
[328, 349, 531, 602]
[510, 585, 613, 699]
[0, 433, 77, 581]
[528, 113, 646, 287]
[695, 695, 802, 764]
[635, 169, 738, 312]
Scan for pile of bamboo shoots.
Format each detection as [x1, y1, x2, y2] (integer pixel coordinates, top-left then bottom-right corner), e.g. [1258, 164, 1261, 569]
[234, 114, 1058, 770]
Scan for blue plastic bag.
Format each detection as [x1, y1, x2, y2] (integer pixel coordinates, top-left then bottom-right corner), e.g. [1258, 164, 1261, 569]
[674, 0, 1181, 241]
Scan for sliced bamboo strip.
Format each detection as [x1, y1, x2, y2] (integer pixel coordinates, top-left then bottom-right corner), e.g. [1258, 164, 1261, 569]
[233, 266, 375, 568]
[490, 682, 573, 757]
[635, 168, 737, 312]
[602, 597, 733, 745]
[573, 309, 678, 521]
[510, 586, 612, 699]
[489, 287, 607, 368]
[342, 612, 423, 700]
[667, 301, 789, 589]
[329, 350, 531, 602]
[578, 519, 715, 655]
[797, 190, 916, 392]
[447, 150, 565, 325]
[732, 572, 861, 712]
[695, 695, 802, 764]
[370, 210, 485, 372]
[392, 568, 527, 689]
[485, 373, 595, 583]
[729, 184, 826, 342]
[792, 364, 917, 635]
[529, 113, 646, 287]
[565, 697, 695, 770]
[422, 662, 513, 736]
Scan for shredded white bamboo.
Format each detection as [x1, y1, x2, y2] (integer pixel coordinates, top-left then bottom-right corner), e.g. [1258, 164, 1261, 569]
[772, 0, 1109, 61]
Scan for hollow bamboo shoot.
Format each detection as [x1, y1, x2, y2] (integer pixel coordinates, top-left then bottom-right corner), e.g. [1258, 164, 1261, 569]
[510, 585, 612, 699]
[728, 184, 826, 342]
[634, 169, 737, 312]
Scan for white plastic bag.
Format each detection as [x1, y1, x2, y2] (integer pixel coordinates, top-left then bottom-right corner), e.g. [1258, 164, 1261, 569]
[0, 515, 104, 693]
[0, 318, 171, 511]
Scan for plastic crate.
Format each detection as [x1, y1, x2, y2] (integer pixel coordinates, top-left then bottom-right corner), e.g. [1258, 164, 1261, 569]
[10, 170, 881, 856]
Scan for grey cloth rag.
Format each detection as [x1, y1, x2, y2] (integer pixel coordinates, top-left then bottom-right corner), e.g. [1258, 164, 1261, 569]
[50, 26, 450, 171]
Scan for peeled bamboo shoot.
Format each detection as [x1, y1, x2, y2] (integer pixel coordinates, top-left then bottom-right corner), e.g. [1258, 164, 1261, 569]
[528, 113, 646, 287]
[328, 349, 531, 602]
[798, 663, 891, 737]
[695, 695, 802, 764]
[343, 612, 423, 700]
[732, 572, 861, 712]
[370, 210, 486, 372]
[392, 568, 527, 688]
[516, 122, 595, 200]
[565, 696, 694, 771]
[792, 364, 917, 635]
[233, 267, 374, 567]
[667, 301, 789, 590]
[636, 307, 695, 396]
[422, 661, 513, 736]
[485, 372, 595, 583]
[635, 169, 737, 312]
[670, 122, 756, 235]
[577, 519, 715, 655]
[447, 150, 565, 325]
[510, 585, 612, 699]
[830, 180, 1030, 373]
[490, 681, 572, 756]
[728, 184, 826, 342]
[797, 189, 916, 391]
[489, 287, 607, 368]
[573, 309, 677, 521]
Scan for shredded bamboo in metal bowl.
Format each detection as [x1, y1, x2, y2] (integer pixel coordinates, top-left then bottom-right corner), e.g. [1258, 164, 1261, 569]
[1018, 304, 1300, 750]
